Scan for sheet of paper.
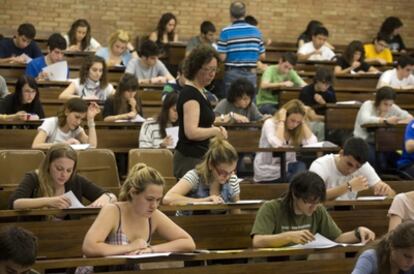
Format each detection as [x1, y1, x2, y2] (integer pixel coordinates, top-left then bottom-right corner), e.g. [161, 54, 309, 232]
[20, 53, 32, 64]
[166, 126, 179, 149]
[70, 144, 90, 150]
[115, 114, 146, 123]
[64, 190, 85, 208]
[357, 196, 387, 201]
[228, 200, 264, 205]
[291, 233, 364, 249]
[106, 252, 171, 259]
[303, 141, 337, 148]
[42, 61, 68, 81]
[336, 101, 361, 105]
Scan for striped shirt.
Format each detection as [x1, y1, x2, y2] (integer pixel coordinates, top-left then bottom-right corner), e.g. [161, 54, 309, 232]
[139, 118, 164, 148]
[217, 20, 265, 68]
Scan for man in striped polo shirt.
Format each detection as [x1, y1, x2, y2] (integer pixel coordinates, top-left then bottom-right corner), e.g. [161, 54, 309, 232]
[217, 1, 266, 97]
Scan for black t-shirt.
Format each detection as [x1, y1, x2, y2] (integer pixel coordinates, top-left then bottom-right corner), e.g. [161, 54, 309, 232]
[0, 37, 43, 58]
[176, 85, 215, 158]
[299, 83, 337, 115]
[336, 56, 371, 72]
[102, 96, 142, 118]
[0, 93, 45, 118]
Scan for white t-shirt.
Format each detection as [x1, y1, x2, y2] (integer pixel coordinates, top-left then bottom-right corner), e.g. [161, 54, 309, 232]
[377, 68, 414, 89]
[71, 78, 114, 101]
[297, 41, 335, 61]
[63, 34, 101, 51]
[38, 117, 84, 144]
[309, 154, 380, 200]
[388, 192, 414, 221]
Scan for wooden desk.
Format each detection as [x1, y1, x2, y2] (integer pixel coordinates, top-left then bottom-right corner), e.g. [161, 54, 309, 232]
[362, 123, 406, 152]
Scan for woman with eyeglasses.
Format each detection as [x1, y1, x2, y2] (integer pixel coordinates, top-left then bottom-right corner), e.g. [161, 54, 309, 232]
[164, 137, 240, 213]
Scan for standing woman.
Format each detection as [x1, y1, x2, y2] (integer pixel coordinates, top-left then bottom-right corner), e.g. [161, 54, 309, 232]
[59, 55, 114, 101]
[173, 45, 227, 178]
[334, 40, 379, 75]
[64, 19, 101, 52]
[9, 143, 116, 210]
[0, 75, 44, 120]
[253, 99, 317, 183]
[149, 12, 178, 55]
[96, 30, 133, 67]
[32, 98, 100, 149]
[103, 73, 141, 122]
[139, 92, 178, 148]
[77, 163, 195, 273]
[379, 16, 406, 53]
[352, 221, 414, 274]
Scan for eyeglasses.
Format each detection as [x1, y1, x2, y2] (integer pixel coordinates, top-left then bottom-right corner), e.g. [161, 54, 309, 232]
[213, 165, 235, 177]
[302, 198, 321, 205]
[377, 42, 389, 48]
[201, 66, 219, 74]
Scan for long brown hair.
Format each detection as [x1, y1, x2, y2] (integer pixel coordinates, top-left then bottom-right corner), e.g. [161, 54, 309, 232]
[79, 55, 108, 89]
[111, 73, 140, 115]
[57, 98, 88, 127]
[37, 144, 77, 198]
[274, 99, 307, 147]
[195, 137, 238, 185]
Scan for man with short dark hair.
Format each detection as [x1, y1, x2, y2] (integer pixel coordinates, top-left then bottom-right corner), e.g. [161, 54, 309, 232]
[217, 1, 265, 95]
[256, 52, 306, 115]
[126, 39, 174, 85]
[25, 33, 67, 80]
[0, 226, 38, 274]
[185, 21, 217, 56]
[298, 26, 335, 61]
[0, 23, 43, 64]
[309, 137, 395, 200]
[377, 54, 414, 89]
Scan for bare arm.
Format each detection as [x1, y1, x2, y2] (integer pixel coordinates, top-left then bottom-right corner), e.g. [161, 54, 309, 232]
[32, 130, 54, 149]
[183, 100, 220, 141]
[58, 82, 78, 100]
[148, 32, 157, 42]
[405, 139, 414, 153]
[253, 230, 315, 248]
[219, 53, 226, 62]
[163, 179, 219, 205]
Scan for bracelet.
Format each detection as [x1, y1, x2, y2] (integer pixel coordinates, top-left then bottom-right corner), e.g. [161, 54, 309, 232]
[346, 182, 352, 192]
[354, 227, 361, 241]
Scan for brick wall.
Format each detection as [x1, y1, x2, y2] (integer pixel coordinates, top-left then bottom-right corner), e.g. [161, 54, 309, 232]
[0, 0, 413, 47]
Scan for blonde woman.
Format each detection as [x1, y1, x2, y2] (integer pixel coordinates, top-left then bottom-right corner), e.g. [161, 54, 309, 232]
[9, 144, 116, 210]
[95, 30, 136, 67]
[77, 163, 195, 273]
[164, 137, 240, 213]
[254, 99, 317, 183]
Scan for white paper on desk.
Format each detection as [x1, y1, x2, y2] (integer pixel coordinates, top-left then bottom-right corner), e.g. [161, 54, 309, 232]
[166, 126, 179, 149]
[291, 233, 364, 249]
[303, 141, 338, 148]
[336, 100, 361, 105]
[228, 200, 264, 205]
[115, 114, 146, 123]
[64, 191, 85, 209]
[106, 252, 171, 259]
[357, 196, 387, 201]
[20, 53, 32, 64]
[70, 144, 90, 150]
[42, 61, 68, 81]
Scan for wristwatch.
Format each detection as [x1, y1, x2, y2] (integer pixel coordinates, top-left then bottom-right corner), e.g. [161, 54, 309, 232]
[346, 182, 352, 192]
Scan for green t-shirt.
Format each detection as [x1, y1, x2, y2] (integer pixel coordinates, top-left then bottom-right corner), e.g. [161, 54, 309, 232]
[251, 199, 342, 245]
[256, 65, 305, 106]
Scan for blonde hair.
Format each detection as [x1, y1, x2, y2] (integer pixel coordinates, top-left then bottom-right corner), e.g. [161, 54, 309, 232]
[108, 29, 131, 49]
[195, 137, 238, 185]
[119, 163, 165, 201]
[37, 144, 77, 198]
[274, 99, 307, 147]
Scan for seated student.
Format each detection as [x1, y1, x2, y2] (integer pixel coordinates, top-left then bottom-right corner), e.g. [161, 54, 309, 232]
[334, 40, 379, 75]
[9, 143, 116, 210]
[59, 55, 114, 101]
[126, 39, 174, 85]
[139, 92, 178, 148]
[214, 78, 266, 123]
[149, 12, 179, 56]
[388, 192, 414, 232]
[254, 99, 317, 183]
[103, 73, 141, 122]
[377, 55, 414, 89]
[25, 33, 67, 80]
[32, 98, 100, 149]
[297, 26, 335, 61]
[64, 19, 101, 52]
[0, 23, 42, 64]
[379, 16, 406, 53]
[251, 171, 375, 248]
[162, 62, 218, 105]
[354, 87, 412, 171]
[0, 226, 38, 274]
[0, 75, 9, 98]
[364, 33, 393, 65]
[164, 137, 240, 209]
[352, 221, 414, 274]
[185, 21, 217, 56]
[78, 163, 195, 273]
[309, 137, 395, 200]
[0, 75, 44, 120]
[96, 30, 133, 67]
[397, 120, 414, 179]
[257, 52, 306, 115]
[297, 20, 335, 50]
